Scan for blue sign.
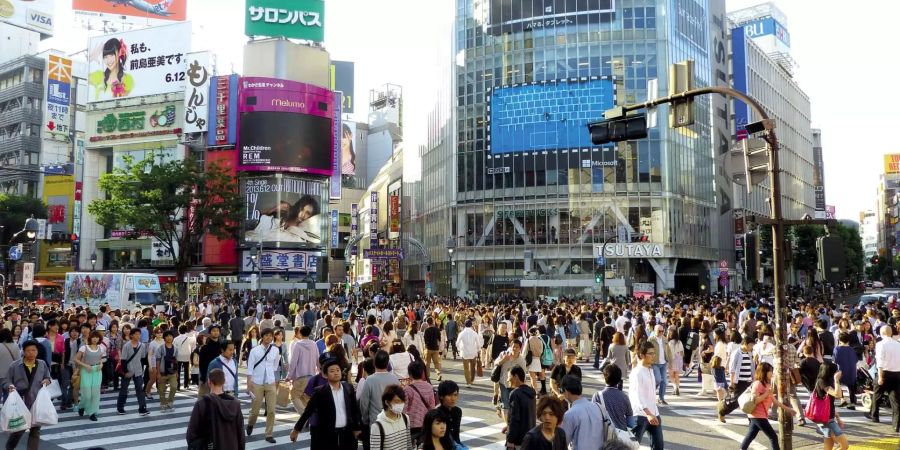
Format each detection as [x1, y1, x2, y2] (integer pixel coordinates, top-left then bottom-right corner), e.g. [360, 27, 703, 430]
[597, 256, 606, 266]
[331, 209, 339, 249]
[742, 18, 790, 47]
[731, 25, 751, 140]
[8, 245, 21, 261]
[330, 92, 343, 200]
[488, 78, 615, 154]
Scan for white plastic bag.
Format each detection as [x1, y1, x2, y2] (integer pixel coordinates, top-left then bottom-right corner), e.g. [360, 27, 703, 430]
[1, 390, 31, 432]
[45, 380, 62, 399]
[30, 387, 57, 426]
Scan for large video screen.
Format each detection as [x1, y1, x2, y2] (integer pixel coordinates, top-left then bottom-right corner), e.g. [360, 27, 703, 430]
[488, 78, 615, 154]
[239, 111, 333, 174]
[488, 0, 616, 35]
[242, 176, 326, 249]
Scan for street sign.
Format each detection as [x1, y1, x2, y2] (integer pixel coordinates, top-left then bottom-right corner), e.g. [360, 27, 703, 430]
[7, 245, 22, 261]
[597, 256, 606, 266]
[719, 259, 728, 269]
[22, 263, 34, 291]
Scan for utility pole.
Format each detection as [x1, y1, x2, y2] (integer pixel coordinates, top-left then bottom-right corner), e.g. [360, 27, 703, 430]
[587, 77, 799, 449]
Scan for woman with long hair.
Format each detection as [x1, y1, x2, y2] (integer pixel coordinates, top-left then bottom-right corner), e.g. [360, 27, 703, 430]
[667, 327, 685, 396]
[811, 361, 849, 450]
[739, 362, 795, 450]
[75, 331, 107, 421]
[341, 123, 356, 175]
[712, 329, 729, 401]
[420, 408, 453, 450]
[89, 37, 133, 99]
[250, 196, 322, 244]
[805, 331, 824, 363]
[605, 332, 630, 386]
[241, 325, 259, 365]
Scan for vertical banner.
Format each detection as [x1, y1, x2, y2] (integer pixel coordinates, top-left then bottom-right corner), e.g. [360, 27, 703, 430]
[22, 263, 35, 291]
[208, 75, 238, 146]
[183, 51, 211, 134]
[330, 92, 343, 199]
[45, 55, 72, 142]
[369, 192, 378, 249]
[350, 203, 358, 256]
[330, 209, 339, 249]
[389, 195, 400, 233]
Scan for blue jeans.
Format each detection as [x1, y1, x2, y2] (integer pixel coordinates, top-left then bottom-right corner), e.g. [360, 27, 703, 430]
[59, 366, 73, 408]
[652, 363, 668, 401]
[633, 415, 664, 450]
[117, 374, 147, 412]
[741, 417, 779, 450]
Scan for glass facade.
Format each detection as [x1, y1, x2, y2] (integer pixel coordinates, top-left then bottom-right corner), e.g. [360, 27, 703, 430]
[453, 0, 720, 295]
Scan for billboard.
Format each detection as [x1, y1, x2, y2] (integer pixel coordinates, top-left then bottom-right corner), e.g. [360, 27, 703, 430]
[731, 25, 751, 140]
[72, 0, 187, 21]
[350, 203, 358, 256]
[182, 51, 210, 134]
[330, 60, 355, 112]
[369, 191, 378, 248]
[0, 0, 54, 37]
[87, 22, 191, 102]
[487, 0, 615, 35]
[208, 74, 239, 147]
[389, 195, 400, 233]
[87, 101, 182, 145]
[742, 17, 790, 47]
[245, 0, 324, 42]
[242, 175, 325, 248]
[813, 138, 826, 218]
[45, 55, 72, 142]
[330, 92, 342, 199]
[488, 78, 615, 154]
[43, 175, 75, 235]
[237, 77, 335, 174]
[341, 121, 358, 176]
[884, 154, 900, 174]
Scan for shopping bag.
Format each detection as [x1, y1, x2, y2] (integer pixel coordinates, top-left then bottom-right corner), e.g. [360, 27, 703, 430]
[31, 387, 58, 426]
[737, 387, 758, 414]
[276, 381, 291, 408]
[45, 380, 62, 399]
[0, 391, 31, 432]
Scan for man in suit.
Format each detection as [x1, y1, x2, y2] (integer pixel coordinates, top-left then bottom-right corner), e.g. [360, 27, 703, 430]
[2, 340, 52, 450]
[850, 320, 866, 361]
[290, 356, 362, 450]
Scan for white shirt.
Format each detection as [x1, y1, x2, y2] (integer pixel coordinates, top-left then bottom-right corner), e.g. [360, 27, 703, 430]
[876, 338, 900, 372]
[629, 364, 659, 417]
[247, 344, 280, 385]
[455, 327, 484, 360]
[655, 337, 666, 364]
[614, 316, 629, 334]
[332, 383, 347, 428]
[218, 355, 237, 391]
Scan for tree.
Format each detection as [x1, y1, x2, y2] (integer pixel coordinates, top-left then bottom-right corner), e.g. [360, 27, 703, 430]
[88, 154, 244, 297]
[788, 225, 824, 286]
[0, 195, 47, 244]
[833, 223, 864, 282]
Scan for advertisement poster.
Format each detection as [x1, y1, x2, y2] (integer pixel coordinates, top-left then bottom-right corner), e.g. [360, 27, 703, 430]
[487, 0, 614, 35]
[45, 55, 72, 142]
[87, 102, 182, 145]
[0, 0, 54, 37]
[65, 273, 123, 308]
[182, 51, 210, 134]
[341, 121, 357, 176]
[237, 77, 335, 174]
[242, 175, 325, 248]
[87, 22, 191, 102]
[389, 195, 400, 233]
[330, 60, 354, 112]
[331, 209, 339, 249]
[43, 175, 74, 234]
[208, 74, 238, 146]
[330, 92, 342, 199]
[633, 282, 654, 300]
[72, 0, 188, 21]
[245, 0, 324, 42]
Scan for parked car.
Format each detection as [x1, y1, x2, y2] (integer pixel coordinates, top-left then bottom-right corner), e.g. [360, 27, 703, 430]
[865, 281, 874, 289]
[873, 281, 885, 289]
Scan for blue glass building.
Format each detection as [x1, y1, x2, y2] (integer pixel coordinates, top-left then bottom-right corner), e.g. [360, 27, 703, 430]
[450, 0, 727, 296]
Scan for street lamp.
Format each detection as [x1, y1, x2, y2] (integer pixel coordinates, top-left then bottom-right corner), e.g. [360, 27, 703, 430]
[446, 237, 456, 295]
[90, 252, 97, 271]
[23, 216, 39, 240]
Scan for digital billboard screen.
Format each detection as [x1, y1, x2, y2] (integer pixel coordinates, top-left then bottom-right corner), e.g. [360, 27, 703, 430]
[242, 175, 326, 249]
[487, 0, 615, 35]
[237, 77, 335, 174]
[488, 77, 615, 154]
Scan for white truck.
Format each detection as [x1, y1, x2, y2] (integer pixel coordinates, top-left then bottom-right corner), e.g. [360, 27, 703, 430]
[64, 272, 163, 311]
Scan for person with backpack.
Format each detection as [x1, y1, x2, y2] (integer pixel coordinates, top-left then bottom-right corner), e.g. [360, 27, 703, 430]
[370, 384, 413, 450]
[155, 330, 180, 412]
[185, 368, 246, 450]
[290, 356, 363, 450]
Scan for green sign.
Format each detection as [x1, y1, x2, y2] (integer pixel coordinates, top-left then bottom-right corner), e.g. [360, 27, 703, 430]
[245, 0, 325, 42]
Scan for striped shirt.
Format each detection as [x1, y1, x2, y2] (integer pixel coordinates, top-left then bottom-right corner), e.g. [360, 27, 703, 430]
[370, 412, 412, 450]
[738, 351, 753, 381]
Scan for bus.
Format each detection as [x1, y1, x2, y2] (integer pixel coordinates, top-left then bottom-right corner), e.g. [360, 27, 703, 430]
[64, 272, 163, 311]
[5, 280, 64, 305]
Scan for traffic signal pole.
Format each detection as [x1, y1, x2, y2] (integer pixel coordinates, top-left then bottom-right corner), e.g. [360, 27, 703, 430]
[594, 85, 795, 449]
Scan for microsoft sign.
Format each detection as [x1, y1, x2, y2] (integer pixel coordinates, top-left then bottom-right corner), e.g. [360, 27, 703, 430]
[245, 0, 325, 43]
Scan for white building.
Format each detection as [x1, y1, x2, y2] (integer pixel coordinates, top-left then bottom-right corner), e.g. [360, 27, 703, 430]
[860, 209, 878, 264]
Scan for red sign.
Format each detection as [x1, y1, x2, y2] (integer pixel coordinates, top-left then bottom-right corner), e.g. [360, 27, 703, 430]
[48, 205, 66, 224]
[389, 195, 400, 233]
[734, 217, 744, 234]
[215, 76, 230, 145]
[74, 182, 83, 201]
[719, 259, 728, 269]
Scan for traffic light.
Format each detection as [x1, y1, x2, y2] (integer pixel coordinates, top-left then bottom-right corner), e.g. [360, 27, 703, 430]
[594, 267, 604, 284]
[871, 255, 881, 266]
[588, 113, 648, 145]
[668, 60, 694, 128]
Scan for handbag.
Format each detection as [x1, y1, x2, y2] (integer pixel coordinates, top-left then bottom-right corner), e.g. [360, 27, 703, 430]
[595, 393, 640, 449]
[490, 363, 503, 383]
[700, 361, 712, 375]
[116, 344, 141, 377]
[804, 390, 831, 423]
[738, 383, 759, 414]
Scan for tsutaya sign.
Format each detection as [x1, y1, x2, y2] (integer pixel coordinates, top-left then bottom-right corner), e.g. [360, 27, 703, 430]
[595, 243, 666, 258]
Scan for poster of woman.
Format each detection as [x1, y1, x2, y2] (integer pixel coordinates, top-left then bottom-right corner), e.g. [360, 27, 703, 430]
[243, 176, 325, 247]
[87, 38, 134, 100]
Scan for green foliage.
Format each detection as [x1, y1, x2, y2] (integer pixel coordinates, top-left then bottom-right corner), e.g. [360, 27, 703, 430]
[833, 223, 863, 281]
[0, 195, 47, 243]
[788, 225, 824, 278]
[87, 154, 244, 277]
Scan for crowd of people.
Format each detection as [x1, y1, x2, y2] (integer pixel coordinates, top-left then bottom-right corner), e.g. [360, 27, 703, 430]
[0, 289, 897, 450]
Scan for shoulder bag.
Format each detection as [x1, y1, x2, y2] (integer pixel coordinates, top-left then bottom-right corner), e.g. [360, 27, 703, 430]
[115, 344, 141, 377]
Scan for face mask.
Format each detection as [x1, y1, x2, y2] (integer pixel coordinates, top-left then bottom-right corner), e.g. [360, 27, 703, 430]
[391, 403, 405, 414]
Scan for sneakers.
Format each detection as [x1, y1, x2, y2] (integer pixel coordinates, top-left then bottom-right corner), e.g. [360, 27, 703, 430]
[658, 400, 669, 406]
[117, 409, 126, 415]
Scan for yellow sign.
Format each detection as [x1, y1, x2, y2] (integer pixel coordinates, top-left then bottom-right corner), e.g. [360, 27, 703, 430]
[884, 154, 900, 174]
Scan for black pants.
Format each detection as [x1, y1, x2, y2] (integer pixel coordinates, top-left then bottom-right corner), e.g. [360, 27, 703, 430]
[871, 370, 900, 431]
[312, 426, 357, 450]
[232, 339, 243, 362]
[6, 426, 40, 450]
[718, 380, 752, 417]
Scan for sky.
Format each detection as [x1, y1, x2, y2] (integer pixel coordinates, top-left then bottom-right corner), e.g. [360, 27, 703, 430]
[37, 0, 900, 220]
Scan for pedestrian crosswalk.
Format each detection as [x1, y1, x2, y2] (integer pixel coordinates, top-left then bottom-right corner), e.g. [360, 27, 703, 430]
[20, 387, 510, 450]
